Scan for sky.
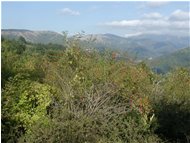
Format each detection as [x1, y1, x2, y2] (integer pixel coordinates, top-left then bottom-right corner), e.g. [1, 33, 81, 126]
[2, 1, 190, 37]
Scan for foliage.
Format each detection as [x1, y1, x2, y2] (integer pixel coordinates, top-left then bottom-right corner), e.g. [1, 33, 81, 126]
[149, 47, 190, 74]
[1, 37, 190, 143]
[153, 69, 190, 143]
[2, 73, 56, 142]
[20, 83, 160, 143]
[1, 38, 27, 87]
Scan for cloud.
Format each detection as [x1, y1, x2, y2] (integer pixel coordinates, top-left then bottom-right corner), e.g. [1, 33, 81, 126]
[59, 8, 80, 16]
[147, 1, 169, 7]
[104, 20, 140, 27]
[169, 9, 190, 21]
[171, 21, 189, 29]
[124, 32, 143, 37]
[103, 19, 169, 28]
[143, 12, 163, 19]
[101, 9, 189, 37]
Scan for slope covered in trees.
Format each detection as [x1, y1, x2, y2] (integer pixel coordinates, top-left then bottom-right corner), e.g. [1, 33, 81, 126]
[1, 37, 190, 143]
[148, 47, 190, 74]
[2, 29, 64, 45]
[2, 29, 190, 60]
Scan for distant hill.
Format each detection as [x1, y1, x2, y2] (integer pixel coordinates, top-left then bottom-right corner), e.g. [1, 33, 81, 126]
[80, 33, 190, 60]
[2, 29, 190, 60]
[1, 29, 64, 45]
[148, 47, 190, 73]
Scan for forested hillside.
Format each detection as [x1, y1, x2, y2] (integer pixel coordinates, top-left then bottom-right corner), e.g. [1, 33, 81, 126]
[1, 37, 190, 143]
[2, 29, 64, 45]
[2, 29, 190, 60]
[148, 47, 190, 73]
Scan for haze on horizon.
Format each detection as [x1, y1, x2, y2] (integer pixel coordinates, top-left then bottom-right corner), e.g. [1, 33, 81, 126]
[2, 1, 190, 37]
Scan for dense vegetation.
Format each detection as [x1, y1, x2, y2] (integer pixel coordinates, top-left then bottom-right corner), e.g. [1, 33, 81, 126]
[1, 36, 190, 143]
[148, 47, 190, 74]
[3, 29, 190, 60]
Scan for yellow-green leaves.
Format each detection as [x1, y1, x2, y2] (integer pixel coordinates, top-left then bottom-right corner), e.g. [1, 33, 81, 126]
[2, 74, 56, 133]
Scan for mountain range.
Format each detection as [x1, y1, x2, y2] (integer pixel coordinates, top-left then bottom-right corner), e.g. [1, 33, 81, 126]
[80, 33, 189, 60]
[2, 29, 190, 62]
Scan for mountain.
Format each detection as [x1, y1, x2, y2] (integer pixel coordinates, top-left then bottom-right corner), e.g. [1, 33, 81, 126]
[148, 47, 190, 73]
[2, 29, 190, 60]
[80, 33, 190, 60]
[1, 29, 64, 45]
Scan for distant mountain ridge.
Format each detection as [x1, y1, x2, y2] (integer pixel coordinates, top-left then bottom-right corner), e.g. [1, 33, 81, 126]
[2, 29, 64, 45]
[3, 29, 32, 32]
[80, 33, 190, 59]
[2, 29, 190, 60]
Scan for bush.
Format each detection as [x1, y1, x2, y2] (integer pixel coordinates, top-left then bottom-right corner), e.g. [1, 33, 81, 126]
[3, 38, 190, 143]
[19, 46, 161, 142]
[153, 69, 190, 143]
[2, 73, 56, 142]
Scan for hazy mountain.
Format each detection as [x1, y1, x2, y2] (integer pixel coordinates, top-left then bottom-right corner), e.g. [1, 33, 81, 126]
[80, 33, 190, 60]
[2, 29, 190, 60]
[148, 47, 190, 73]
[1, 29, 64, 45]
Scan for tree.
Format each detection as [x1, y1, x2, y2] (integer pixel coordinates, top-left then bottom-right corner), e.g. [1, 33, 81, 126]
[2, 73, 56, 142]
[18, 36, 27, 44]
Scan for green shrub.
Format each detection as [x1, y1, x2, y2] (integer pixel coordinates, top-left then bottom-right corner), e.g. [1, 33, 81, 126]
[4, 38, 190, 143]
[20, 73, 161, 143]
[154, 69, 190, 143]
[2, 73, 56, 142]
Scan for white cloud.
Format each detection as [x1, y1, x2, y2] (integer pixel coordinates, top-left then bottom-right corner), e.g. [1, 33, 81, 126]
[147, 1, 169, 7]
[103, 19, 170, 28]
[169, 9, 190, 21]
[104, 20, 140, 27]
[171, 21, 190, 29]
[59, 8, 80, 16]
[142, 19, 169, 28]
[143, 12, 163, 19]
[101, 10, 189, 37]
[124, 32, 143, 37]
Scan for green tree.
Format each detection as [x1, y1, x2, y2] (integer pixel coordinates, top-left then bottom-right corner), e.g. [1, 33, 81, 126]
[2, 73, 56, 142]
[18, 36, 27, 44]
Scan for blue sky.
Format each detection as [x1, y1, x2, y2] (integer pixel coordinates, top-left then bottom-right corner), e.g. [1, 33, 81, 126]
[2, 1, 190, 37]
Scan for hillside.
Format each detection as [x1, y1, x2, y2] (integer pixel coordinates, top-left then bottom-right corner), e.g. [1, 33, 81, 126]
[148, 47, 190, 73]
[1, 29, 64, 45]
[2, 29, 190, 60]
[80, 33, 190, 60]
